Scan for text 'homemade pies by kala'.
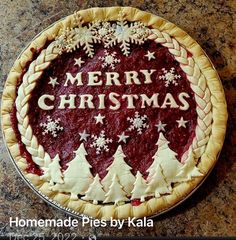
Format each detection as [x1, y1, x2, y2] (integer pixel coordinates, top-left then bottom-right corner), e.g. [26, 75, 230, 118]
[1, 7, 227, 219]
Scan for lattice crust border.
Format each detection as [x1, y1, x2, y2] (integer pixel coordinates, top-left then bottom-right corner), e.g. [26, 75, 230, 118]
[1, 7, 227, 219]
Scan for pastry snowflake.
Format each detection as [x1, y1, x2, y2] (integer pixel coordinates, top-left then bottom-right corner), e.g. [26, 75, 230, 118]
[54, 11, 150, 57]
[127, 112, 149, 135]
[97, 21, 115, 38]
[54, 27, 74, 54]
[99, 50, 121, 69]
[159, 67, 181, 87]
[40, 116, 63, 138]
[103, 12, 150, 56]
[90, 130, 113, 154]
[55, 13, 101, 57]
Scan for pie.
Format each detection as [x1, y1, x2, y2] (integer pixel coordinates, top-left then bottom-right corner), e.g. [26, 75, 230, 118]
[1, 7, 228, 219]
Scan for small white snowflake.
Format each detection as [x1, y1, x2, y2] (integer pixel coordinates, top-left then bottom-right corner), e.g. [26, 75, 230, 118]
[159, 67, 181, 87]
[40, 116, 63, 138]
[127, 112, 149, 135]
[99, 50, 120, 70]
[90, 130, 113, 154]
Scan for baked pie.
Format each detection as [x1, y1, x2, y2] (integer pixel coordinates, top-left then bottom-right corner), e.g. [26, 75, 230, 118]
[1, 7, 227, 219]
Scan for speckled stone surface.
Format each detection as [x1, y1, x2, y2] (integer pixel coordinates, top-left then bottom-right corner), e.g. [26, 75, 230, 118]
[0, 0, 236, 238]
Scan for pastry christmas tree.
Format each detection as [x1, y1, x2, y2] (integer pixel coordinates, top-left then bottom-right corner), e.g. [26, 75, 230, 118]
[41, 154, 64, 185]
[147, 132, 183, 189]
[103, 174, 129, 204]
[82, 174, 106, 204]
[131, 171, 149, 202]
[177, 151, 203, 181]
[146, 165, 170, 197]
[101, 145, 135, 195]
[53, 143, 93, 200]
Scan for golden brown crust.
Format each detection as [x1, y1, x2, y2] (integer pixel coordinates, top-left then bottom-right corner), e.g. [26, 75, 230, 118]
[1, 6, 227, 219]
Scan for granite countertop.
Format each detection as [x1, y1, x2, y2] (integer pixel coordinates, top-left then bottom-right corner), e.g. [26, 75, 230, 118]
[0, 0, 236, 238]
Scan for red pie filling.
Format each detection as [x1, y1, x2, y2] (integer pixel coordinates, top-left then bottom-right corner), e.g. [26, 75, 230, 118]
[12, 40, 197, 178]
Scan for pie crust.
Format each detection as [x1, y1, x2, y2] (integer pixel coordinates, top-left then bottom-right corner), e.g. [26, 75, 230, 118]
[1, 7, 227, 219]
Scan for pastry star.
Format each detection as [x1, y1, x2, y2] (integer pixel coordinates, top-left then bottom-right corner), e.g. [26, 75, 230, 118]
[94, 113, 105, 124]
[176, 117, 188, 128]
[155, 121, 167, 132]
[79, 130, 90, 142]
[145, 51, 155, 61]
[48, 77, 59, 88]
[117, 132, 129, 143]
[74, 57, 85, 67]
